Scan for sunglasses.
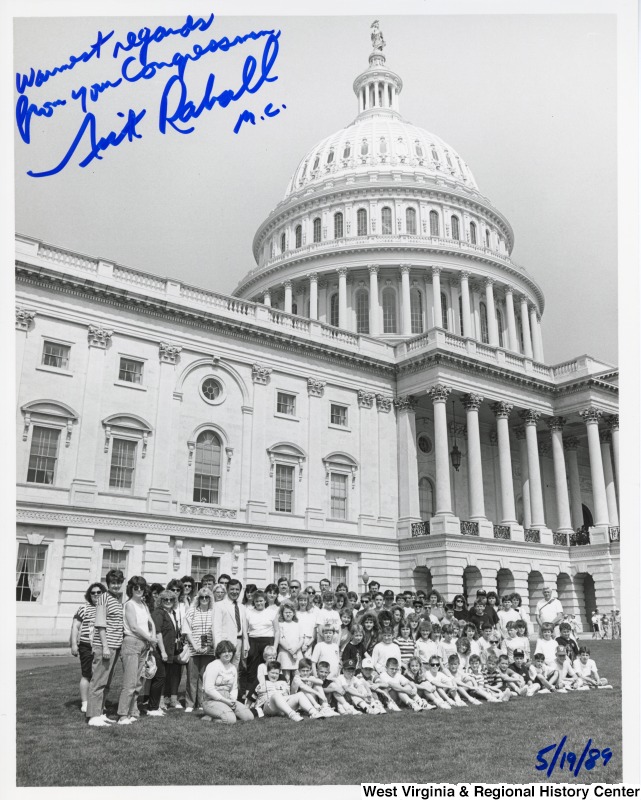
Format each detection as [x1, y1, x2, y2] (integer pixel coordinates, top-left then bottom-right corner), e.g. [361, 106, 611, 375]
[306, 589, 316, 594]
[90, 590, 103, 595]
[161, 599, 173, 603]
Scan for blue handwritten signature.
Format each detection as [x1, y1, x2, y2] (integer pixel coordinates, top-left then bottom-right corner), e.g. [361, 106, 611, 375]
[536, 735, 612, 778]
[15, 15, 284, 178]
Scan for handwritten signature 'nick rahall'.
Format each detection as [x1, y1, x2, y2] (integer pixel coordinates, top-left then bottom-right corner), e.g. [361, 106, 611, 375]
[15, 14, 283, 178]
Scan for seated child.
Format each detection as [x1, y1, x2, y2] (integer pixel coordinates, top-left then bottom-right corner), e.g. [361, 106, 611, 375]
[463, 654, 504, 703]
[371, 629, 403, 675]
[255, 645, 279, 695]
[509, 649, 540, 696]
[414, 621, 438, 668]
[556, 622, 580, 661]
[256, 661, 322, 721]
[482, 655, 512, 702]
[393, 623, 416, 672]
[504, 620, 531, 662]
[422, 655, 464, 707]
[341, 623, 366, 669]
[376, 657, 427, 711]
[405, 656, 450, 709]
[534, 623, 559, 667]
[444, 654, 482, 705]
[496, 654, 528, 696]
[572, 646, 613, 689]
[340, 659, 385, 714]
[530, 652, 559, 693]
[551, 645, 587, 692]
[316, 660, 355, 715]
[311, 625, 341, 678]
[438, 624, 458, 664]
[359, 657, 401, 711]
[291, 657, 338, 717]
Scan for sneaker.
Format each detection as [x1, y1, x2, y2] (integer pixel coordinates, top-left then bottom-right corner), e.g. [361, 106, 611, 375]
[168, 700, 183, 709]
[80, 701, 87, 713]
[321, 706, 339, 717]
[337, 705, 350, 715]
[437, 701, 452, 710]
[118, 717, 135, 725]
[87, 716, 111, 727]
[538, 688, 551, 694]
[557, 688, 568, 694]
[576, 686, 590, 691]
[501, 689, 511, 702]
[289, 712, 304, 722]
[100, 714, 116, 724]
[517, 686, 528, 697]
[469, 698, 482, 705]
[598, 684, 613, 689]
[308, 708, 323, 719]
[184, 707, 194, 713]
[411, 701, 423, 712]
[146, 709, 166, 717]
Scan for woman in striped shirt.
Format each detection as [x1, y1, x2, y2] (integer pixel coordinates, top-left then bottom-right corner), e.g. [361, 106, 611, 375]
[70, 582, 106, 713]
[183, 588, 215, 712]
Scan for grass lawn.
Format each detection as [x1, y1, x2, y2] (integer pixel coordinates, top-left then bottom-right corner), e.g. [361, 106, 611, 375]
[16, 640, 622, 786]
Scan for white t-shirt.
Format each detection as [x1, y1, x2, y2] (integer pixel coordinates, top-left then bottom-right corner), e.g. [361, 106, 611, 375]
[371, 642, 403, 674]
[534, 637, 559, 667]
[246, 607, 277, 639]
[536, 597, 564, 625]
[573, 658, 597, 679]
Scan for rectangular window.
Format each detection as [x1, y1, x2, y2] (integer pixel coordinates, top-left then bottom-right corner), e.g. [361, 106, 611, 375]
[273, 561, 293, 583]
[118, 357, 144, 385]
[27, 426, 60, 485]
[101, 548, 129, 578]
[109, 438, 137, 491]
[276, 392, 296, 416]
[193, 436, 221, 504]
[191, 555, 220, 590]
[330, 404, 348, 427]
[275, 464, 294, 513]
[42, 341, 70, 370]
[330, 473, 348, 519]
[16, 543, 47, 602]
[331, 565, 348, 587]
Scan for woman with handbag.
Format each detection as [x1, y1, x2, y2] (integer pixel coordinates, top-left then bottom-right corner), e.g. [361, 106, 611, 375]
[150, 589, 180, 714]
[162, 580, 188, 709]
[183, 587, 215, 712]
[116, 576, 157, 725]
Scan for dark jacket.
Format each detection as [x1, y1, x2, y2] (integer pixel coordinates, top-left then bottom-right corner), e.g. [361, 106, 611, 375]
[152, 607, 179, 663]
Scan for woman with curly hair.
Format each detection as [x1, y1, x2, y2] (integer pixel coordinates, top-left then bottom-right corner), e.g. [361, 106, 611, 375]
[452, 594, 468, 622]
[202, 640, 254, 723]
[70, 581, 106, 713]
[360, 611, 380, 657]
[183, 587, 215, 712]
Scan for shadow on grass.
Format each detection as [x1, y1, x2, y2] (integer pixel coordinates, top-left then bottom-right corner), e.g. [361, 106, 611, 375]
[17, 641, 622, 786]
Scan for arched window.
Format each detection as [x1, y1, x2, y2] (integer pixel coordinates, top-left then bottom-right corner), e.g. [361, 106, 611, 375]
[343, 142, 351, 160]
[469, 221, 477, 245]
[445, 152, 453, 168]
[193, 431, 222, 504]
[357, 209, 368, 236]
[497, 309, 504, 347]
[334, 212, 344, 239]
[480, 302, 489, 344]
[295, 225, 302, 249]
[292, 303, 298, 316]
[440, 292, 449, 331]
[406, 207, 417, 235]
[429, 210, 440, 236]
[330, 293, 339, 327]
[410, 288, 423, 334]
[280, 233, 286, 253]
[355, 289, 369, 334]
[313, 218, 321, 243]
[382, 288, 397, 334]
[361, 139, 369, 156]
[327, 148, 334, 164]
[485, 229, 491, 248]
[299, 161, 308, 183]
[381, 206, 392, 235]
[458, 295, 464, 334]
[419, 477, 434, 521]
[451, 215, 460, 240]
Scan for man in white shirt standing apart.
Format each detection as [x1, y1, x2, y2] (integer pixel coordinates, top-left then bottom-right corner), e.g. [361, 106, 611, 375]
[535, 587, 564, 636]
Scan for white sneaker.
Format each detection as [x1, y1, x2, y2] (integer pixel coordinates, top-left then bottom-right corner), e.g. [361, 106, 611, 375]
[337, 705, 350, 715]
[100, 714, 116, 724]
[184, 707, 194, 713]
[147, 709, 166, 717]
[598, 684, 613, 689]
[80, 701, 87, 713]
[538, 688, 551, 694]
[308, 709, 323, 719]
[469, 698, 482, 705]
[289, 712, 304, 722]
[118, 717, 135, 725]
[557, 688, 568, 694]
[87, 716, 111, 727]
[577, 686, 590, 691]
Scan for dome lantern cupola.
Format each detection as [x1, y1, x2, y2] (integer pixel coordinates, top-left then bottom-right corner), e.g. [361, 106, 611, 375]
[353, 21, 403, 118]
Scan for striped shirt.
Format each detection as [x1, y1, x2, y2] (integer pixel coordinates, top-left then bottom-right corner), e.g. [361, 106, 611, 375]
[73, 603, 97, 644]
[185, 606, 214, 656]
[394, 636, 415, 668]
[93, 591, 124, 649]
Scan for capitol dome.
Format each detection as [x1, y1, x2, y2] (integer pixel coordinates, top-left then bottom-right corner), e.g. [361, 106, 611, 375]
[234, 24, 545, 359]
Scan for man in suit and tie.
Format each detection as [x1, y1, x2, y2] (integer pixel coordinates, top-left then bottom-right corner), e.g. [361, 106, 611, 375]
[213, 578, 248, 670]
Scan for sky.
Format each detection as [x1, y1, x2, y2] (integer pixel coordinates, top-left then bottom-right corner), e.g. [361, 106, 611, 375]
[13, 11, 619, 366]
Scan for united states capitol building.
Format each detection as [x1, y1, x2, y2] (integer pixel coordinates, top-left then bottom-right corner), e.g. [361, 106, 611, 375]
[15, 28, 619, 642]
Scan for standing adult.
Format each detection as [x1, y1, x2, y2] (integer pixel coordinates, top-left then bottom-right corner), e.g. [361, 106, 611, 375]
[591, 609, 603, 639]
[535, 587, 564, 635]
[149, 590, 179, 715]
[163, 581, 187, 710]
[86, 569, 125, 727]
[183, 587, 215, 712]
[276, 577, 291, 604]
[70, 582, 106, 713]
[117, 576, 157, 725]
[288, 579, 302, 603]
[179, 575, 195, 609]
[451, 594, 468, 623]
[244, 590, 277, 698]
[213, 578, 248, 670]
[510, 592, 530, 636]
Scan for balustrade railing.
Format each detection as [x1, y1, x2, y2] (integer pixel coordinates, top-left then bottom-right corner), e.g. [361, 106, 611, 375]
[608, 526, 620, 542]
[569, 528, 591, 547]
[411, 521, 430, 537]
[493, 525, 511, 540]
[179, 503, 238, 519]
[524, 528, 540, 543]
[553, 532, 569, 546]
[460, 520, 480, 536]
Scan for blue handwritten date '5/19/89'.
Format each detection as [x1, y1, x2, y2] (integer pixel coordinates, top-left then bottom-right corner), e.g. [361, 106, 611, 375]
[16, 17, 283, 179]
[536, 736, 612, 779]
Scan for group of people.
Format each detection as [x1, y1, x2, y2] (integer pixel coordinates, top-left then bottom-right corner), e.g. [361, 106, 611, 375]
[591, 609, 622, 640]
[71, 572, 613, 727]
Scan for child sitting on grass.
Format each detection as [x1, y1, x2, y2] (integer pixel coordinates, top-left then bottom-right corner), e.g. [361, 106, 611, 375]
[423, 655, 464, 707]
[340, 659, 384, 714]
[496, 654, 528, 696]
[482, 655, 512, 702]
[405, 656, 450, 709]
[359, 657, 401, 711]
[256, 660, 322, 721]
[509, 649, 540, 697]
[291, 657, 338, 717]
[551, 645, 588, 692]
[530, 652, 559, 693]
[316, 660, 356, 715]
[376, 657, 427, 711]
[463, 654, 503, 703]
[572, 646, 613, 689]
[444, 654, 482, 705]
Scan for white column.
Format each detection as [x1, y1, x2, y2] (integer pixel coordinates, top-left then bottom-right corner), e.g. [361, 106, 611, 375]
[514, 426, 531, 528]
[580, 408, 609, 527]
[432, 267, 443, 328]
[462, 394, 486, 520]
[520, 410, 545, 527]
[460, 272, 472, 338]
[429, 384, 453, 515]
[150, 344, 182, 500]
[369, 265, 380, 335]
[485, 279, 499, 346]
[535, 313, 545, 361]
[337, 268, 347, 328]
[505, 286, 518, 351]
[607, 414, 619, 492]
[491, 402, 517, 524]
[395, 395, 421, 529]
[263, 290, 271, 307]
[519, 296, 533, 358]
[308, 273, 318, 320]
[400, 264, 412, 336]
[600, 430, 619, 526]
[284, 281, 293, 314]
[564, 437, 584, 530]
[530, 306, 542, 361]
[547, 417, 573, 533]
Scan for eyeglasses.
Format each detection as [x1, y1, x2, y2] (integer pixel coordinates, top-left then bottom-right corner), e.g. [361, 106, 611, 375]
[161, 599, 173, 603]
[306, 589, 316, 594]
[429, 662, 440, 666]
[133, 586, 145, 592]
[90, 590, 103, 595]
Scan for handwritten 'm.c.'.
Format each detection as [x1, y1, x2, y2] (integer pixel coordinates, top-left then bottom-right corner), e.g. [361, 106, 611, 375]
[15, 14, 284, 178]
